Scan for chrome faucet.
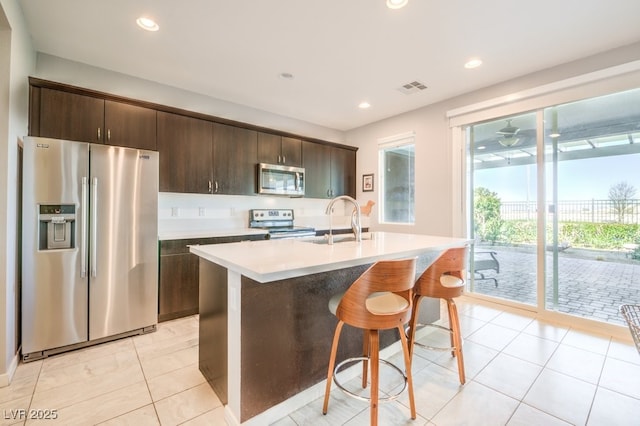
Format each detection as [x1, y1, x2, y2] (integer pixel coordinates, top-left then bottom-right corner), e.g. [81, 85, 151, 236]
[324, 195, 362, 245]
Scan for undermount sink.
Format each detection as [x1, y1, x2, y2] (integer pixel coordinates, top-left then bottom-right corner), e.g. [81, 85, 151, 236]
[302, 233, 373, 245]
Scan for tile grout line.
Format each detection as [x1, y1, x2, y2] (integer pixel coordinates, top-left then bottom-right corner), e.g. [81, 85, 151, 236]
[23, 360, 43, 426]
[131, 334, 163, 425]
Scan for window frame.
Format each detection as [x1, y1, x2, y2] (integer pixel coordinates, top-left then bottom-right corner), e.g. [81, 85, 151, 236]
[378, 132, 416, 225]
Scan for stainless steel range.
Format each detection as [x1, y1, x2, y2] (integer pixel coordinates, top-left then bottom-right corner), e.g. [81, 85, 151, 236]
[249, 209, 316, 239]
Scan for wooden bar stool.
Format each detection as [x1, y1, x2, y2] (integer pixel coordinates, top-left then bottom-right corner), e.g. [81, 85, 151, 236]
[322, 258, 417, 426]
[407, 247, 468, 384]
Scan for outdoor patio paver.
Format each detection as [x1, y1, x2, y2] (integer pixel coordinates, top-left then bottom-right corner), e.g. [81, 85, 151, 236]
[471, 246, 640, 326]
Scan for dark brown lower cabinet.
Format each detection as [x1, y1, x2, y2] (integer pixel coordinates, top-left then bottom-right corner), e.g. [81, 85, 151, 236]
[159, 240, 199, 322]
[158, 235, 266, 322]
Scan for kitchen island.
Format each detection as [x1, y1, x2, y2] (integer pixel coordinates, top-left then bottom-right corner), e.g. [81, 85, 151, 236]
[190, 232, 468, 425]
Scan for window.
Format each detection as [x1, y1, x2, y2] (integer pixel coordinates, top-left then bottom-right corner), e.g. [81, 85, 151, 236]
[379, 133, 415, 224]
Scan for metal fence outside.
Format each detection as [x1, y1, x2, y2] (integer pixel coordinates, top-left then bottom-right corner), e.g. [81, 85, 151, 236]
[501, 199, 640, 224]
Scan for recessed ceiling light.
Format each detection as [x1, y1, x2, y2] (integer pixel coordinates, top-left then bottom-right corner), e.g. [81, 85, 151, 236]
[358, 101, 371, 109]
[464, 58, 482, 69]
[386, 0, 408, 9]
[136, 17, 159, 32]
[279, 72, 294, 80]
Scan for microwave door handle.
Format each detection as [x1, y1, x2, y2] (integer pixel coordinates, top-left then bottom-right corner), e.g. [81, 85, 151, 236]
[295, 172, 300, 191]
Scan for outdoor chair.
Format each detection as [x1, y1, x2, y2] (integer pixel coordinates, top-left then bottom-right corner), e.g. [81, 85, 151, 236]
[473, 251, 499, 287]
[620, 304, 640, 356]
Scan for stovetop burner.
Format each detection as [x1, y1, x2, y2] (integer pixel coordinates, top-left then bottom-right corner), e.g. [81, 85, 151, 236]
[249, 209, 316, 239]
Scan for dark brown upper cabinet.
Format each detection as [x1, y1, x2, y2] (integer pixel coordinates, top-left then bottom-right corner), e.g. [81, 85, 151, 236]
[302, 141, 332, 198]
[157, 114, 257, 195]
[104, 100, 157, 150]
[302, 141, 356, 199]
[157, 111, 213, 194]
[331, 146, 356, 198]
[32, 88, 104, 144]
[28, 77, 357, 199]
[257, 132, 302, 167]
[30, 86, 157, 150]
[213, 123, 258, 195]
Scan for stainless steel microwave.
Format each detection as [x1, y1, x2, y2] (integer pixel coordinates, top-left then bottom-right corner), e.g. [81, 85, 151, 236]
[257, 163, 305, 196]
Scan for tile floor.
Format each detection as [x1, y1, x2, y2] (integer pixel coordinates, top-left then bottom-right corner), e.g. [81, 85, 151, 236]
[2, 297, 640, 425]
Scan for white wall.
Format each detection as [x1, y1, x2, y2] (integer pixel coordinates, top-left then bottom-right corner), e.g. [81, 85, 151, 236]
[346, 42, 640, 238]
[158, 193, 369, 236]
[0, 0, 35, 385]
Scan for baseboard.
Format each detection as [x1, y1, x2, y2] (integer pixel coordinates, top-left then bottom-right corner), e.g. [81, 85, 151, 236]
[0, 352, 19, 388]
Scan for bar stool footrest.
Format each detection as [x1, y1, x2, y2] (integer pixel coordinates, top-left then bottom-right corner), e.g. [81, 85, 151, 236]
[333, 356, 407, 403]
[408, 322, 463, 352]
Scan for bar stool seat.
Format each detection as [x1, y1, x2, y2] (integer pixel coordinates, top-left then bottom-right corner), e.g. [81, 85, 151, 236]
[323, 258, 417, 426]
[328, 292, 410, 316]
[407, 247, 468, 385]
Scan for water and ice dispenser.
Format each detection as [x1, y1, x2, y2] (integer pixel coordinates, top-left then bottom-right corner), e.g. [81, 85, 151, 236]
[38, 204, 76, 250]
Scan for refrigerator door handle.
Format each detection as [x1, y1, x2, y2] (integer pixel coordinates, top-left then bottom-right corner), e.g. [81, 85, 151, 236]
[91, 177, 98, 278]
[81, 177, 88, 277]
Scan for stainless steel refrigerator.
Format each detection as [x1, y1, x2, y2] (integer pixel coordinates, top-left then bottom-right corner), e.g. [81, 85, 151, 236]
[21, 136, 158, 361]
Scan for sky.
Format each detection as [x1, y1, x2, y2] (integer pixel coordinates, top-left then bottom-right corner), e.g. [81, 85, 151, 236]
[475, 153, 640, 202]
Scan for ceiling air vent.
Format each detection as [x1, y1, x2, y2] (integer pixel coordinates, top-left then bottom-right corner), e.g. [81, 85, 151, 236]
[397, 80, 428, 95]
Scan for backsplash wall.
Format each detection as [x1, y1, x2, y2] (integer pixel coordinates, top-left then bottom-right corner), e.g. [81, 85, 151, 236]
[158, 192, 372, 236]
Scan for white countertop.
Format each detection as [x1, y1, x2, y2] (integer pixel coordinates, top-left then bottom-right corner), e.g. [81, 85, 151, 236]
[190, 232, 469, 283]
[158, 225, 358, 241]
[158, 228, 268, 241]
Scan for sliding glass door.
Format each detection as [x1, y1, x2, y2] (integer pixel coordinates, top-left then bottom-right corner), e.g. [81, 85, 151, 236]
[468, 112, 538, 306]
[544, 90, 640, 325]
[466, 88, 640, 326]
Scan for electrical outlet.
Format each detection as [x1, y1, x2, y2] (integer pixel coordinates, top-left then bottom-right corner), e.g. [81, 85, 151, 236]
[199, 207, 205, 217]
[171, 207, 179, 217]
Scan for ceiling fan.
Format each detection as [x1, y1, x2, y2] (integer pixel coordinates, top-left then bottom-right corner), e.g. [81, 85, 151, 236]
[497, 119, 520, 147]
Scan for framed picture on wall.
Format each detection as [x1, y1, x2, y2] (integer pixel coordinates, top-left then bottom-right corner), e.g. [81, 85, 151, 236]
[362, 174, 374, 192]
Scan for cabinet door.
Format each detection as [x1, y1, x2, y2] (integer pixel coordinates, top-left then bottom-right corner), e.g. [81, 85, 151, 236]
[157, 111, 214, 193]
[281, 137, 302, 167]
[302, 140, 332, 198]
[257, 132, 281, 164]
[159, 252, 199, 322]
[35, 88, 104, 143]
[104, 100, 157, 150]
[331, 147, 357, 198]
[213, 123, 257, 195]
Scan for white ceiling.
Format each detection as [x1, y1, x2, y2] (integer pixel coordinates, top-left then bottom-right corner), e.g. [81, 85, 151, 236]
[18, 0, 640, 131]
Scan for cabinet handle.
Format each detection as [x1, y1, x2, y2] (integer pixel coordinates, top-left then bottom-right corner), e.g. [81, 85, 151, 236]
[327, 189, 331, 198]
[282, 155, 286, 164]
[107, 129, 111, 141]
[208, 180, 212, 193]
[97, 127, 101, 141]
[215, 181, 219, 193]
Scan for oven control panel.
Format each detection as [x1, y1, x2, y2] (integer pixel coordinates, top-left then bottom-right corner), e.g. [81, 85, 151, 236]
[250, 209, 294, 223]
